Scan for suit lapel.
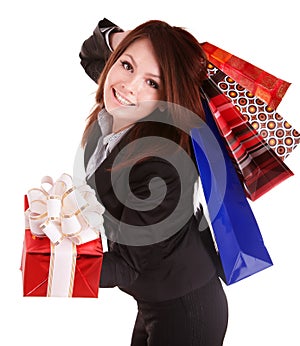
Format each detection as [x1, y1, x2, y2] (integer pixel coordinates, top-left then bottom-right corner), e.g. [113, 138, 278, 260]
[83, 119, 102, 169]
[84, 110, 163, 198]
[85, 123, 136, 197]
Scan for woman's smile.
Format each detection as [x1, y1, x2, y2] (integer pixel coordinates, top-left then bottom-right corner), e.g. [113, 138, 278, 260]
[113, 88, 136, 106]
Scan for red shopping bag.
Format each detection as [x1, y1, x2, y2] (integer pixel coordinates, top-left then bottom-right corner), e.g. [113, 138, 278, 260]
[201, 42, 290, 110]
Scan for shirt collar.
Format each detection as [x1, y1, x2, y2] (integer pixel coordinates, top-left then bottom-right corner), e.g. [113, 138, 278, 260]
[97, 108, 113, 137]
[97, 108, 133, 152]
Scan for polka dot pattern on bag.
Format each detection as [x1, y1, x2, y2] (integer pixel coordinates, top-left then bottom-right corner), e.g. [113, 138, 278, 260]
[207, 63, 300, 160]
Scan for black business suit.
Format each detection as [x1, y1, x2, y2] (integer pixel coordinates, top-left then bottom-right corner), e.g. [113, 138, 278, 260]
[80, 18, 228, 345]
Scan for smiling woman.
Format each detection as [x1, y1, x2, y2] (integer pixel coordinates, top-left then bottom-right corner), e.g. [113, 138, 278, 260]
[78, 18, 228, 346]
[81, 19, 208, 147]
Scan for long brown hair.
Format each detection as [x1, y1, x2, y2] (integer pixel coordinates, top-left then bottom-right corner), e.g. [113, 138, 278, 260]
[82, 20, 207, 150]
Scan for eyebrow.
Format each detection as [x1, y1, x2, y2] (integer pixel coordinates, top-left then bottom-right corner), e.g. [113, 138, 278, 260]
[124, 53, 161, 79]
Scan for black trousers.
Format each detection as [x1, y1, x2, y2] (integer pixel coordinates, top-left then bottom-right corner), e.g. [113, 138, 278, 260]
[130, 275, 228, 346]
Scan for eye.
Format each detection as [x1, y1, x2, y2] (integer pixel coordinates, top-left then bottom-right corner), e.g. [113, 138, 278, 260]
[147, 79, 159, 89]
[120, 60, 133, 72]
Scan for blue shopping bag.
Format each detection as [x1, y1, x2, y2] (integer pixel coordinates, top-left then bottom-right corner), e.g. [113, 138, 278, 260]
[190, 99, 273, 284]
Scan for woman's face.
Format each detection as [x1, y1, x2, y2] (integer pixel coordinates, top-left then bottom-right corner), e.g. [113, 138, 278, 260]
[104, 38, 162, 131]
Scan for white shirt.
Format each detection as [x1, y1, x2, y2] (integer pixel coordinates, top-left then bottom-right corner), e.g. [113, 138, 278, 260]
[86, 109, 132, 178]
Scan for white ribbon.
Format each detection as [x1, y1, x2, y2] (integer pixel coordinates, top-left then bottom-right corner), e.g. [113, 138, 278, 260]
[25, 173, 105, 297]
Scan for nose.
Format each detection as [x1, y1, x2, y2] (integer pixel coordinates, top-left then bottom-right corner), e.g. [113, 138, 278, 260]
[122, 75, 141, 95]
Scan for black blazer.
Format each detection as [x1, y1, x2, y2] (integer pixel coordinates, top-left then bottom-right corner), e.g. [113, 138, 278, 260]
[81, 18, 217, 302]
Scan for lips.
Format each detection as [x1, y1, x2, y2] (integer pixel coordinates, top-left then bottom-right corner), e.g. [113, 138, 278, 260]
[113, 89, 135, 106]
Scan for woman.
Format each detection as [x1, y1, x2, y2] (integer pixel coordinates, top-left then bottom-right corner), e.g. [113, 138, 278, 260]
[79, 18, 228, 345]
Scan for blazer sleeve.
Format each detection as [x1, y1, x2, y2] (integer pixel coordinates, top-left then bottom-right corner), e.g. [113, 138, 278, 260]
[79, 18, 123, 83]
[100, 251, 139, 288]
[100, 156, 196, 288]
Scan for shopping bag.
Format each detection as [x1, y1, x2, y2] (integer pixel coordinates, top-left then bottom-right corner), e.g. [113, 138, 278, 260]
[201, 78, 294, 201]
[201, 41, 291, 110]
[190, 99, 273, 284]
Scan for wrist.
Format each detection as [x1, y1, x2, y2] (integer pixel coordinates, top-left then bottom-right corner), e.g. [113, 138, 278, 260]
[109, 30, 124, 51]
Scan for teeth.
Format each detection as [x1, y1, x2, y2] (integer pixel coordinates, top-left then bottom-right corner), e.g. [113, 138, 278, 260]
[114, 90, 134, 106]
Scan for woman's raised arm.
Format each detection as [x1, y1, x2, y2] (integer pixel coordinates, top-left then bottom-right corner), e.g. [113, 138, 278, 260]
[79, 17, 122, 82]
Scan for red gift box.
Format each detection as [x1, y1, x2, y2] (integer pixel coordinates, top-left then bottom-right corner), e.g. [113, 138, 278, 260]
[21, 228, 103, 297]
[21, 175, 104, 298]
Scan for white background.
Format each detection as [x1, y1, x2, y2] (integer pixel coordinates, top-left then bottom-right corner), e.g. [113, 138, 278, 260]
[1, 0, 299, 345]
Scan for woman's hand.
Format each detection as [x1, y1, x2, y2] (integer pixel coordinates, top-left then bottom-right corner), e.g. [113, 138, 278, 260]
[110, 30, 131, 50]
